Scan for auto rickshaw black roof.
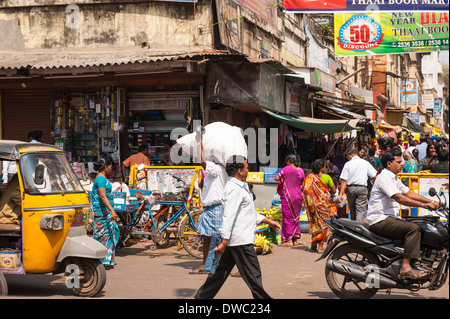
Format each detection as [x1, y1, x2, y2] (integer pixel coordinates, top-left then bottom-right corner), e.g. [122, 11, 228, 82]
[0, 140, 63, 160]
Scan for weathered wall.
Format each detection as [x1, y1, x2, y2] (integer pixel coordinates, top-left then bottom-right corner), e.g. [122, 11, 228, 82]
[0, 1, 213, 49]
[0, 0, 166, 8]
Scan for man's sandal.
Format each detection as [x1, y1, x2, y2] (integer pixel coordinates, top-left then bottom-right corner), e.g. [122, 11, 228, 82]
[399, 268, 427, 280]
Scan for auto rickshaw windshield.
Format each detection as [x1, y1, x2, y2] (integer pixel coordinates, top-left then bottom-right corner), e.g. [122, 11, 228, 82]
[20, 153, 84, 194]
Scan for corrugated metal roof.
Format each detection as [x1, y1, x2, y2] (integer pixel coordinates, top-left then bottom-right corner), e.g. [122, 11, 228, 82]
[0, 46, 236, 71]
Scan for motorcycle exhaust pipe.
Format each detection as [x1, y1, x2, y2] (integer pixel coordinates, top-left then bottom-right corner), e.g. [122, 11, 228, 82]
[326, 259, 403, 289]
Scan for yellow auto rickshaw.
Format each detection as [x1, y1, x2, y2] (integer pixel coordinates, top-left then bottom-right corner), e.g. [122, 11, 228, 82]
[0, 140, 107, 297]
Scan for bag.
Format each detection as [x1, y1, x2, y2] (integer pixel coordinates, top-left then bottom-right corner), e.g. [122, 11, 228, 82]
[176, 122, 247, 166]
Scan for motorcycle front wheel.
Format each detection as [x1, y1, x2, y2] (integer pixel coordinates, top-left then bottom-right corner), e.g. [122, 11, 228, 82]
[325, 243, 380, 299]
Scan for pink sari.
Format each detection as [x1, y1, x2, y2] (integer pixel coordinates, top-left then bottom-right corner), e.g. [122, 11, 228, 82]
[276, 165, 305, 243]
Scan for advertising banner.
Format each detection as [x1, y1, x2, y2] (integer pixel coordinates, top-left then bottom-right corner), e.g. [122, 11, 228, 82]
[400, 80, 418, 110]
[334, 11, 449, 56]
[283, 0, 449, 13]
[422, 94, 435, 109]
[408, 112, 420, 124]
[434, 98, 443, 118]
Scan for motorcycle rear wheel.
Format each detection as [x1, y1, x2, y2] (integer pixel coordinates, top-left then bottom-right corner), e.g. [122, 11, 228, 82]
[325, 243, 380, 299]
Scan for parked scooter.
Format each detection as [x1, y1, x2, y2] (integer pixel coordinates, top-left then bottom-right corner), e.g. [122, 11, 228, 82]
[317, 187, 448, 299]
[0, 141, 108, 297]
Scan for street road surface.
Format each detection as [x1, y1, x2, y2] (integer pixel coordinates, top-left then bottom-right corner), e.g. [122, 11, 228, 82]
[3, 234, 448, 301]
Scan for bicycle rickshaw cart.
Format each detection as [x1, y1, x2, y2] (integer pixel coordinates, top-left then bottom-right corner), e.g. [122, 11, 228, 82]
[118, 165, 204, 258]
[398, 171, 449, 219]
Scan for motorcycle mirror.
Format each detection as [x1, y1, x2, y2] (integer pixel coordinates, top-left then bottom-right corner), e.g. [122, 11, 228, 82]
[137, 164, 145, 171]
[428, 187, 437, 197]
[34, 163, 45, 186]
[439, 187, 445, 197]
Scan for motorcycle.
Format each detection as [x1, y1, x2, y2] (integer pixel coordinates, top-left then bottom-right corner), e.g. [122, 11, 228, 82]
[317, 187, 449, 299]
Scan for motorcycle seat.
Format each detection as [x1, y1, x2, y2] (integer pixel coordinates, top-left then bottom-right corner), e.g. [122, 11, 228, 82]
[337, 219, 393, 245]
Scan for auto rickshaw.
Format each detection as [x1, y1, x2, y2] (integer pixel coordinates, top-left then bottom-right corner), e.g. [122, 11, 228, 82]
[0, 140, 107, 297]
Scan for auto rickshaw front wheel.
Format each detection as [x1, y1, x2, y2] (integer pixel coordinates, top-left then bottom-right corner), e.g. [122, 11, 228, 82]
[0, 271, 7, 296]
[66, 258, 106, 297]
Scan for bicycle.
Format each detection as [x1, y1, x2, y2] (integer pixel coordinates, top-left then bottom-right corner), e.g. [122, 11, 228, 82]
[115, 185, 203, 259]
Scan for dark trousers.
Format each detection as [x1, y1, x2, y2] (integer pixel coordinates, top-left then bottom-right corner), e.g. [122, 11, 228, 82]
[345, 185, 368, 222]
[194, 244, 272, 299]
[369, 217, 421, 260]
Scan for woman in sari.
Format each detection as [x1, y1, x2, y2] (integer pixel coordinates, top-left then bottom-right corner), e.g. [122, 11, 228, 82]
[403, 150, 418, 173]
[302, 159, 335, 253]
[274, 154, 305, 246]
[91, 156, 120, 269]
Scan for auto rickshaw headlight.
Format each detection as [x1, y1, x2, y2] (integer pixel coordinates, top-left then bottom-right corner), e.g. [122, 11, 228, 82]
[40, 214, 64, 231]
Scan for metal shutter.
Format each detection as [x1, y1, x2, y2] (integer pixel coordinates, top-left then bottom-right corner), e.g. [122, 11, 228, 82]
[2, 90, 53, 144]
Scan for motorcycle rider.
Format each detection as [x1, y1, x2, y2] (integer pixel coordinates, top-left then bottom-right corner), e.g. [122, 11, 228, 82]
[366, 148, 438, 280]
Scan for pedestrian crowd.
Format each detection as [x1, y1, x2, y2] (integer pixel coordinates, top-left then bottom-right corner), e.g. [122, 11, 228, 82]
[81, 132, 448, 296]
[4, 129, 446, 297]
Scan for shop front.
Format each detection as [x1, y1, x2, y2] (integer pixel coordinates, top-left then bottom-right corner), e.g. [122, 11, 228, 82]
[0, 49, 225, 175]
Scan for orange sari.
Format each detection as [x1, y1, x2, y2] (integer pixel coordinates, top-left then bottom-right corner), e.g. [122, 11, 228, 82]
[302, 173, 335, 244]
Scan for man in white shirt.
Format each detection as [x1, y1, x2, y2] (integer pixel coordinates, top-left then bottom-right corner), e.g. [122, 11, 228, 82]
[2, 160, 17, 186]
[190, 156, 228, 274]
[195, 156, 280, 299]
[339, 148, 378, 222]
[367, 149, 437, 280]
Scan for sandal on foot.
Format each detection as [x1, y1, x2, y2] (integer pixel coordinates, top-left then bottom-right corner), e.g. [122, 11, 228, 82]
[280, 241, 294, 247]
[399, 268, 427, 279]
[189, 268, 208, 274]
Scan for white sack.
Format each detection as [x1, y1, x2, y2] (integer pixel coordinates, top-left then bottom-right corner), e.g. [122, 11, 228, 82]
[176, 122, 247, 166]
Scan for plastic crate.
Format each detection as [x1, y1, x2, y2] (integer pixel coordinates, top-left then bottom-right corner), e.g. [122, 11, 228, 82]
[113, 192, 127, 212]
[264, 229, 281, 245]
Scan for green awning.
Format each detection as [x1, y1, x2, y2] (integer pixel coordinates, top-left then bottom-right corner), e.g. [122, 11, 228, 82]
[263, 109, 360, 134]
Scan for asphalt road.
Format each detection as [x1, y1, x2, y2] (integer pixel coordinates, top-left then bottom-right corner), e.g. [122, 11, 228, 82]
[2, 234, 448, 302]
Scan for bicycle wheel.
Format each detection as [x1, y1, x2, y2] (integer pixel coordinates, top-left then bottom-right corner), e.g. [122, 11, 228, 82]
[151, 214, 170, 248]
[116, 211, 132, 248]
[178, 209, 203, 259]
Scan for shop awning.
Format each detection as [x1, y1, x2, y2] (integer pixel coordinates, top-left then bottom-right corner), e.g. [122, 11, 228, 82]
[0, 46, 238, 76]
[262, 108, 359, 134]
[284, 74, 306, 85]
[314, 92, 378, 111]
[402, 116, 425, 133]
[319, 104, 367, 120]
[377, 123, 403, 134]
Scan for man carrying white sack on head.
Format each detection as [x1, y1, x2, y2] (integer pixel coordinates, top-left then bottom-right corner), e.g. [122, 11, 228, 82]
[189, 133, 228, 275]
[176, 122, 248, 274]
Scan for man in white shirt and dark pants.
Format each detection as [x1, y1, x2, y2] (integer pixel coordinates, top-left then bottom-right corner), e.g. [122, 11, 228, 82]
[190, 155, 228, 274]
[367, 149, 437, 279]
[195, 156, 280, 299]
[339, 148, 377, 222]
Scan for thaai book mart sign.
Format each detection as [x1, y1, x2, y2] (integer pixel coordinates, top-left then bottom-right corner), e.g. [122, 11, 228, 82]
[282, 0, 448, 13]
[334, 11, 449, 56]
